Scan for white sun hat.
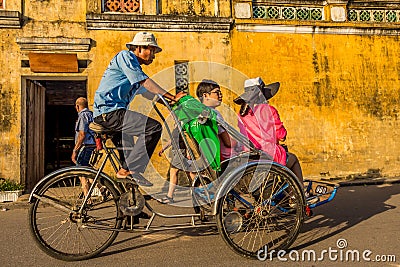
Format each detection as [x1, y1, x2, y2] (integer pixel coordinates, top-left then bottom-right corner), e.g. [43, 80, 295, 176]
[234, 77, 280, 105]
[125, 32, 162, 53]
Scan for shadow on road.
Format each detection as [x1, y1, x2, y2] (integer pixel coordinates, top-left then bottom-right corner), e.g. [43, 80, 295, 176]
[293, 184, 400, 250]
[94, 184, 400, 259]
[97, 202, 219, 259]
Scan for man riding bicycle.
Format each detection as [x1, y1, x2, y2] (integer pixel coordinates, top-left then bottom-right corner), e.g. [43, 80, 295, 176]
[93, 32, 185, 187]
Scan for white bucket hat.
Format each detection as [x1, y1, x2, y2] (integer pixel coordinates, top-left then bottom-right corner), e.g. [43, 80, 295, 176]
[125, 32, 162, 53]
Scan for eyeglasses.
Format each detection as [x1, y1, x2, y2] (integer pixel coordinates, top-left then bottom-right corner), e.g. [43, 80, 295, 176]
[209, 90, 222, 95]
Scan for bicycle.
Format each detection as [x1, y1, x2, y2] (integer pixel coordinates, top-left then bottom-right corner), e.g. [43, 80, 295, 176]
[28, 94, 337, 261]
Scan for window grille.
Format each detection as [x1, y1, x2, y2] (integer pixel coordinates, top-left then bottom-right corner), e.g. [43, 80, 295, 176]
[348, 9, 399, 23]
[103, 0, 140, 13]
[253, 5, 323, 21]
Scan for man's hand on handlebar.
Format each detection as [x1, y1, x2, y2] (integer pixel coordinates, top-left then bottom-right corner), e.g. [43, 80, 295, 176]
[170, 91, 186, 104]
[161, 91, 186, 106]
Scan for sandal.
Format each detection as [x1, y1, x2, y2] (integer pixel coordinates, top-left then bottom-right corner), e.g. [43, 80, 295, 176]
[158, 196, 174, 204]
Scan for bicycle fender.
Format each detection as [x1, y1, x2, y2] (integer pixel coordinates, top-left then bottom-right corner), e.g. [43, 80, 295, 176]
[212, 160, 304, 215]
[28, 166, 120, 203]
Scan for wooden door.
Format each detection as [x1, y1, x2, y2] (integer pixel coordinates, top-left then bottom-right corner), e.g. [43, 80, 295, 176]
[26, 80, 45, 191]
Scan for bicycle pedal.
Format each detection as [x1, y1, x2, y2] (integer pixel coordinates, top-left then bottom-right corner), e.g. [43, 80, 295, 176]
[119, 190, 145, 216]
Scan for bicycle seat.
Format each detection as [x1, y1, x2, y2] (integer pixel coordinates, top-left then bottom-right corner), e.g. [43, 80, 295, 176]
[89, 122, 115, 134]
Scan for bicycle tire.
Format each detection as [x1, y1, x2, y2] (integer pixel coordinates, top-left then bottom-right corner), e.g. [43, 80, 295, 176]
[216, 164, 305, 259]
[29, 168, 122, 261]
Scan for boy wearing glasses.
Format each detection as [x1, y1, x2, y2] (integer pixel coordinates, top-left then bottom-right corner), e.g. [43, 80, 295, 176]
[196, 79, 237, 161]
[157, 80, 237, 204]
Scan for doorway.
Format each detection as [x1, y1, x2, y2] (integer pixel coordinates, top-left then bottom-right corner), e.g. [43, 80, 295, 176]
[24, 79, 87, 190]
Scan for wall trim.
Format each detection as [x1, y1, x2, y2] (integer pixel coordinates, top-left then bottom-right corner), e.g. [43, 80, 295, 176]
[86, 13, 233, 32]
[0, 10, 22, 29]
[236, 23, 400, 36]
[16, 37, 93, 52]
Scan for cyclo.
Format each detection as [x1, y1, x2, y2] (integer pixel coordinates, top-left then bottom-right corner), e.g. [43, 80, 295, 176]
[28, 94, 338, 261]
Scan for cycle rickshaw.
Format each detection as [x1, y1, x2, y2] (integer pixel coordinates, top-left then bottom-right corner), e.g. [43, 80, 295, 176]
[28, 94, 338, 261]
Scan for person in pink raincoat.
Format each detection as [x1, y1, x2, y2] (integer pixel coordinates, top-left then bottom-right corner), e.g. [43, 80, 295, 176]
[234, 77, 303, 183]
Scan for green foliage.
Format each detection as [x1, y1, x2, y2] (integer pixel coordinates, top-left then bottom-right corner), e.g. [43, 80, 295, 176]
[0, 178, 24, 191]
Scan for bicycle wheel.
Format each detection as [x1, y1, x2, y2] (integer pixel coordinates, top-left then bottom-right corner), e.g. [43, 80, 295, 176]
[29, 168, 122, 261]
[216, 164, 305, 259]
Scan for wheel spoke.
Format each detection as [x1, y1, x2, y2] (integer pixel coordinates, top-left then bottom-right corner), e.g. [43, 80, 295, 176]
[217, 164, 304, 258]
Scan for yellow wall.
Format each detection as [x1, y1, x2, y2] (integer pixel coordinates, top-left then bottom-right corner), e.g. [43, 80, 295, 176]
[0, 29, 21, 181]
[162, 0, 231, 16]
[0, 0, 89, 182]
[231, 28, 400, 177]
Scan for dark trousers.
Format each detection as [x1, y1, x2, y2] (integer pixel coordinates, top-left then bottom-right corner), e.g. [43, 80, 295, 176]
[94, 109, 162, 173]
[76, 146, 95, 166]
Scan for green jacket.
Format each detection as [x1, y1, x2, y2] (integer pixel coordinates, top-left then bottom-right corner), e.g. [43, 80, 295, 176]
[172, 95, 221, 170]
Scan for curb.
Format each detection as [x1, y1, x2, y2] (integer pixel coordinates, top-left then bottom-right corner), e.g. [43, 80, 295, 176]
[0, 194, 30, 211]
[338, 177, 400, 187]
[2, 178, 400, 211]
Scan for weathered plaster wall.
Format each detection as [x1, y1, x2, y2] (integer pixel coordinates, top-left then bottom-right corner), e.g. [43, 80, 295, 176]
[0, 0, 23, 181]
[22, 0, 87, 33]
[162, 0, 231, 16]
[231, 29, 400, 177]
[0, 0, 89, 182]
[0, 30, 21, 180]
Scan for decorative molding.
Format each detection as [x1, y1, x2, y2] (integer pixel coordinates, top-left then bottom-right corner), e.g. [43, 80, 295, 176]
[16, 37, 93, 52]
[325, 0, 348, 4]
[348, 1, 400, 8]
[252, 0, 325, 4]
[348, 9, 400, 23]
[0, 10, 22, 29]
[103, 0, 140, 13]
[330, 6, 347, 22]
[174, 61, 189, 93]
[253, 5, 324, 21]
[235, 3, 252, 19]
[236, 23, 400, 35]
[86, 13, 233, 32]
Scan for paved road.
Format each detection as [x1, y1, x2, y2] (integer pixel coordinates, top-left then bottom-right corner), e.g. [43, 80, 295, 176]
[0, 184, 399, 267]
